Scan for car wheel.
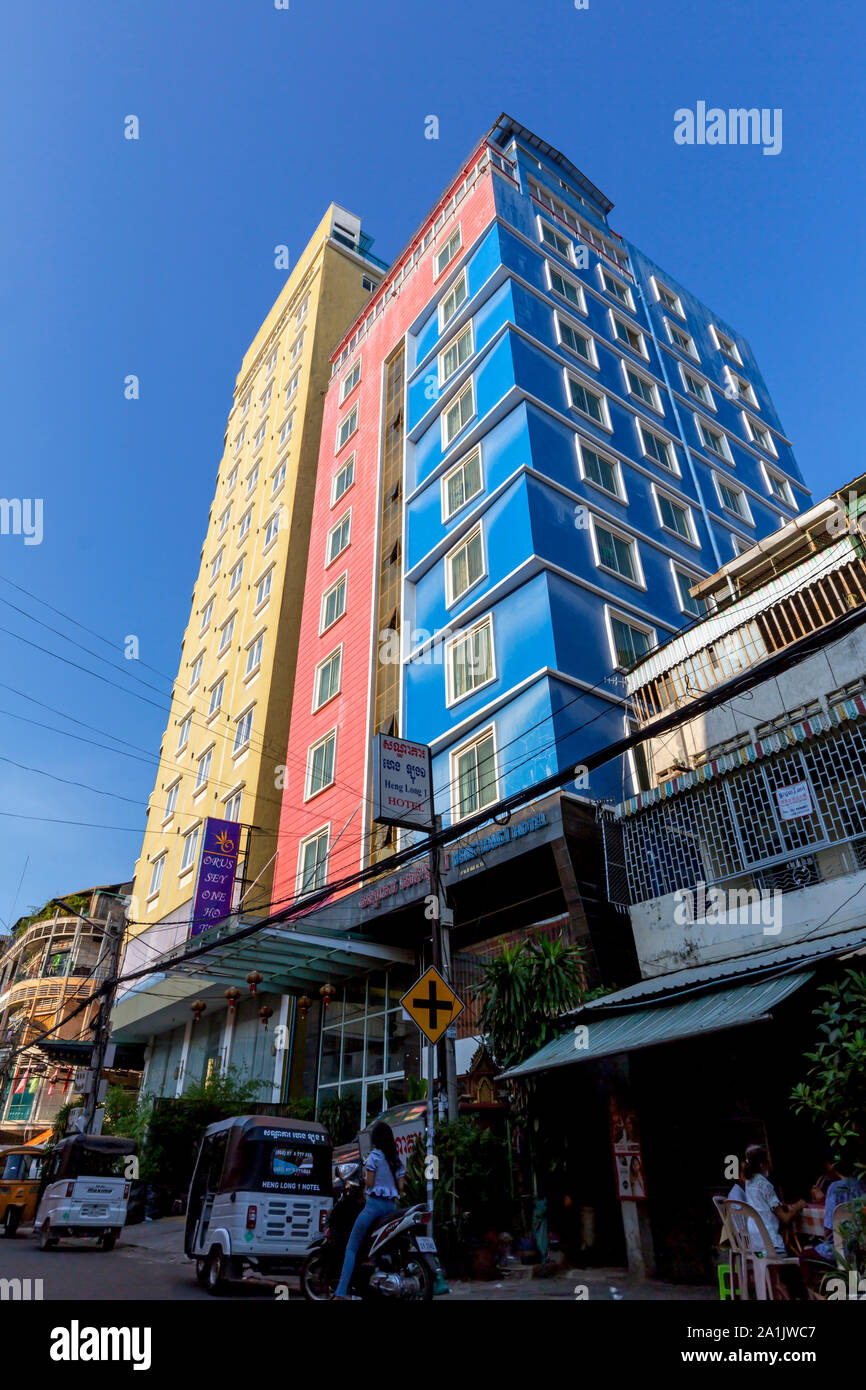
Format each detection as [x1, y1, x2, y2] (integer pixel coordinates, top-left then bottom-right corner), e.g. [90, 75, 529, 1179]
[39, 1222, 58, 1251]
[3, 1207, 21, 1238]
[205, 1247, 227, 1295]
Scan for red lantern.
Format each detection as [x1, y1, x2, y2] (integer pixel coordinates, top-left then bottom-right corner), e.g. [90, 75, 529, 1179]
[319, 982, 336, 1011]
[258, 1005, 274, 1030]
[246, 971, 263, 997]
[224, 986, 242, 1014]
[191, 1000, 207, 1024]
[297, 995, 313, 1019]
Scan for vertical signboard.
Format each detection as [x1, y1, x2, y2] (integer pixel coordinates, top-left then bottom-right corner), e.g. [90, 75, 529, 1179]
[372, 734, 434, 830]
[190, 817, 241, 938]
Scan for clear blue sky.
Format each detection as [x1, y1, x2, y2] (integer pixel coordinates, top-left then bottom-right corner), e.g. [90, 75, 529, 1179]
[0, 0, 863, 925]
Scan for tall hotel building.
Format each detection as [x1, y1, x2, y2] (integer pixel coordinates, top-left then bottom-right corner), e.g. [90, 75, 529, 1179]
[111, 208, 386, 1095]
[271, 117, 811, 1124]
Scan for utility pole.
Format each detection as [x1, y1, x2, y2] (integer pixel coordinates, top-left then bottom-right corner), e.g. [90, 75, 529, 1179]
[55, 894, 127, 1136]
[428, 814, 459, 1124]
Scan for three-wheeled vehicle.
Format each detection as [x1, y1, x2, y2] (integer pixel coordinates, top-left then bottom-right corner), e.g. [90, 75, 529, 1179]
[0, 1144, 44, 1237]
[33, 1133, 138, 1251]
[185, 1115, 333, 1293]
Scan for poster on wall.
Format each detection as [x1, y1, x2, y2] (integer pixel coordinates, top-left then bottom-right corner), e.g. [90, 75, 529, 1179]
[775, 781, 814, 821]
[609, 1099, 648, 1201]
[189, 817, 241, 938]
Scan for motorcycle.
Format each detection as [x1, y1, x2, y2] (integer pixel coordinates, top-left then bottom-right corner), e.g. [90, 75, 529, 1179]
[300, 1164, 435, 1301]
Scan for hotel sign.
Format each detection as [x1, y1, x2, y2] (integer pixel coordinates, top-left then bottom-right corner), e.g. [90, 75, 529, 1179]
[443, 807, 557, 881]
[372, 735, 434, 830]
[190, 817, 241, 938]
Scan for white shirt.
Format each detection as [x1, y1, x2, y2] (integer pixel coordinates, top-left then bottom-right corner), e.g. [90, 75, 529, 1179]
[745, 1174, 785, 1254]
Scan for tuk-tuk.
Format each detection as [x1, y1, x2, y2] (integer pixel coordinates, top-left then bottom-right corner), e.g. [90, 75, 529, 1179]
[185, 1115, 333, 1293]
[33, 1133, 138, 1251]
[0, 1145, 44, 1237]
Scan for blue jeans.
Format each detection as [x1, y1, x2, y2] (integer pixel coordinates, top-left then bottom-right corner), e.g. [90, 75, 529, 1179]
[334, 1195, 396, 1298]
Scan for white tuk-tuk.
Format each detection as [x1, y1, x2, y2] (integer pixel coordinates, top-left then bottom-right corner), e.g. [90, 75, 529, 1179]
[33, 1134, 137, 1251]
[185, 1115, 333, 1293]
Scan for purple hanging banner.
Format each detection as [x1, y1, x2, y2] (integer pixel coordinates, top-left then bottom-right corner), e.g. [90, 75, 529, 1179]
[190, 817, 241, 938]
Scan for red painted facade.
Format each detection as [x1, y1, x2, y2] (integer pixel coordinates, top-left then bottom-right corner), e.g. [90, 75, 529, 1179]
[273, 151, 498, 909]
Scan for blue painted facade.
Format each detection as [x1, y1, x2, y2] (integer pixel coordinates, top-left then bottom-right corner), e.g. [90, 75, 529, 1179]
[400, 124, 810, 823]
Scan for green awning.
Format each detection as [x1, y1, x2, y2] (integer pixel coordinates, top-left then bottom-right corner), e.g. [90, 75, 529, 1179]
[500, 971, 813, 1080]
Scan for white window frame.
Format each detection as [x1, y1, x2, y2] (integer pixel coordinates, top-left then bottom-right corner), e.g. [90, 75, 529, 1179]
[762, 463, 795, 507]
[210, 549, 224, 583]
[326, 510, 352, 565]
[254, 565, 274, 610]
[565, 371, 612, 430]
[195, 745, 213, 791]
[438, 322, 474, 386]
[712, 471, 754, 526]
[228, 556, 244, 596]
[445, 615, 496, 707]
[177, 714, 192, 753]
[671, 561, 705, 618]
[598, 265, 635, 311]
[743, 413, 777, 457]
[441, 446, 483, 522]
[245, 630, 265, 678]
[697, 416, 733, 462]
[245, 462, 260, 495]
[263, 511, 280, 550]
[232, 705, 254, 756]
[180, 822, 202, 874]
[297, 826, 330, 896]
[610, 312, 648, 360]
[162, 780, 180, 822]
[434, 225, 462, 279]
[555, 313, 597, 367]
[605, 606, 656, 671]
[652, 485, 698, 545]
[450, 725, 499, 822]
[623, 363, 662, 414]
[271, 459, 287, 496]
[441, 380, 476, 449]
[188, 652, 204, 691]
[336, 404, 358, 453]
[285, 371, 300, 403]
[637, 422, 679, 475]
[278, 413, 294, 447]
[226, 463, 238, 493]
[237, 507, 253, 543]
[711, 325, 742, 364]
[332, 454, 355, 505]
[304, 728, 337, 801]
[724, 365, 758, 408]
[217, 505, 232, 538]
[252, 421, 267, 451]
[680, 364, 715, 410]
[439, 269, 468, 330]
[339, 359, 362, 402]
[223, 786, 243, 823]
[651, 277, 685, 318]
[578, 440, 624, 501]
[218, 613, 235, 656]
[199, 597, 214, 633]
[445, 523, 486, 606]
[590, 517, 645, 589]
[538, 217, 573, 262]
[208, 675, 225, 717]
[320, 572, 347, 633]
[665, 318, 699, 360]
[148, 853, 167, 898]
[546, 261, 586, 315]
[313, 645, 343, 712]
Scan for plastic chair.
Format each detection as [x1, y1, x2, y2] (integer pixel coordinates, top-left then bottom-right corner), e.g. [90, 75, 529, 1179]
[714, 1197, 799, 1300]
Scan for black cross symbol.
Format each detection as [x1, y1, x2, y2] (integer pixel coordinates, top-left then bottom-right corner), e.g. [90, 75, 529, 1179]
[412, 980, 453, 1032]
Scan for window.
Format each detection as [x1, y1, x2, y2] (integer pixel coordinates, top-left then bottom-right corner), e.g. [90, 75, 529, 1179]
[448, 617, 494, 703]
[163, 781, 179, 819]
[180, 824, 201, 872]
[278, 414, 294, 446]
[340, 360, 361, 401]
[593, 521, 640, 583]
[217, 505, 231, 537]
[715, 475, 751, 522]
[442, 382, 475, 447]
[446, 525, 484, 604]
[314, 648, 342, 710]
[557, 316, 593, 362]
[612, 316, 646, 356]
[326, 511, 351, 564]
[626, 368, 660, 411]
[746, 418, 775, 454]
[246, 463, 260, 495]
[148, 854, 166, 897]
[195, 748, 213, 790]
[255, 568, 273, 608]
[263, 513, 280, 548]
[682, 368, 712, 406]
[177, 715, 191, 751]
[298, 828, 329, 894]
[224, 790, 242, 823]
[321, 573, 347, 631]
[600, 268, 633, 308]
[245, 633, 264, 676]
[610, 616, 652, 668]
[253, 421, 267, 450]
[713, 326, 742, 363]
[291, 331, 305, 361]
[337, 405, 358, 451]
[654, 279, 684, 316]
[228, 556, 244, 595]
[548, 265, 585, 312]
[271, 460, 287, 495]
[208, 676, 225, 717]
[210, 549, 223, 582]
[581, 445, 621, 498]
[260, 382, 273, 412]
[674, 566, 706, 617]
[442, 448, 482, 519]
[667, 322, 697, 358]
[226, 464, 238, 493]
[233, 708, 253, 754]
[453, 728, 497, 819]
[240, 392, 251, 417]
[285, 371, 299, 403]
[764, 467, 793, 506]
[306, 729, 336, 799]
[732, 534, 752, 557]
[296, 294, 309, 323]
[217, 614, 235, 655]
[698, 419, 731, 460]
[439, 324, 473, 384]
[640, 425, 675, 471]
[567, 376, 607, 426]
[540, 220, 572, 260]
[656, 490, 694, 541]
[199, 597, 214, 632]
[189, 654, 203, 690]
[435, 226, 462, 277]
[725, 368, 757, 406]
[440, 271, 467, 328]
[234, 426, 246, 454]
[332, 455, 355, 504]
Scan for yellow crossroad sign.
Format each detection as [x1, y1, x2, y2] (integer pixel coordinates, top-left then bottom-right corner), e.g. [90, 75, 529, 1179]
[401, 966, 464, 1046]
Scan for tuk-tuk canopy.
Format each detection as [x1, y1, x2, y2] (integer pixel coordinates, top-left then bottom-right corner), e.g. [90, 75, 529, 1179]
[202, 1115, 332, 1194]
[48, 1133, 138, 1180]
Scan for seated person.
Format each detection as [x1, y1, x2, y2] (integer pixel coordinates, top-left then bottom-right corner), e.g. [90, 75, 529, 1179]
[809, 1151, 840, 1206]
[800, 1153, 866, 1285]
[742, 1144, 805, 1255]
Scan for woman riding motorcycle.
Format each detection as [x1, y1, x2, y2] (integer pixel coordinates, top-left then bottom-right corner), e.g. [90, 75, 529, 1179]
[333, 1120, 404, 1300]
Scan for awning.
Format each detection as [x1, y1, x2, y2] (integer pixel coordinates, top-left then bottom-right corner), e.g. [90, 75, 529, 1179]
[500, 971, 812, 1080]
[36, 1039, 146, 1070]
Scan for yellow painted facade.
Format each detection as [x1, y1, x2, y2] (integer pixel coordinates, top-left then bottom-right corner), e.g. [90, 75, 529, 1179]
[129, 207, 383, 938]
